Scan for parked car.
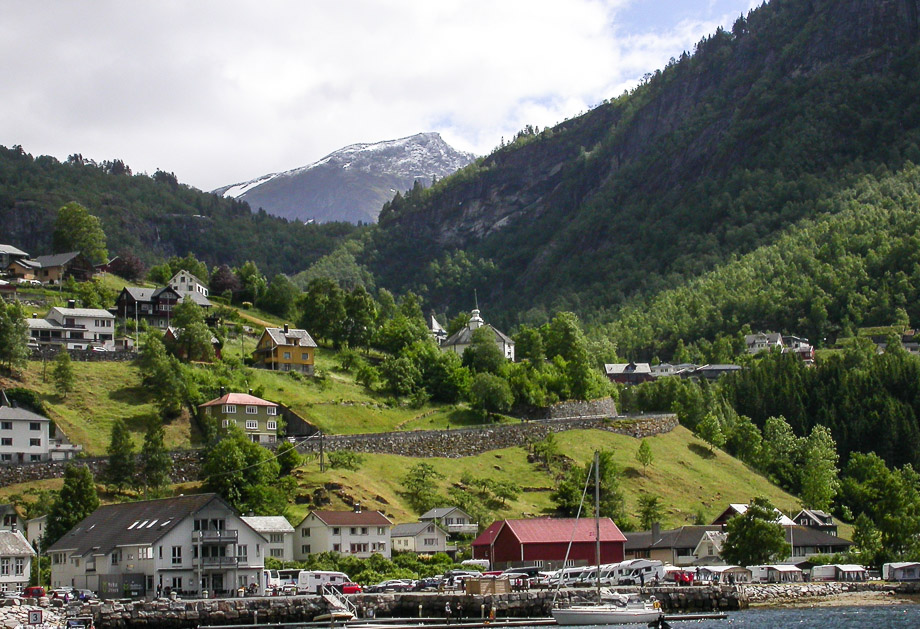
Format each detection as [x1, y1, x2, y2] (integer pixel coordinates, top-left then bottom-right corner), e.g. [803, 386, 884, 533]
[413, 577, 441, 591]
[16, 279, 41, 287]
[21, 586, 46, 598]
[366, 579, 413, 593]
[71, 589, 99, 602]
[340, 582, 362, 594]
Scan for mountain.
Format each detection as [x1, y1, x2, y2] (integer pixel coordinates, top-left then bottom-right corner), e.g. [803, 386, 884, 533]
[364, 0, 920, 333]
[214, 132, 476, 224]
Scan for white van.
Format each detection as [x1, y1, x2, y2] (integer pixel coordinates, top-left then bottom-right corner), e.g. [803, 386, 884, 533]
[614, 560, 664, 585]
[297, 570, 351, 594]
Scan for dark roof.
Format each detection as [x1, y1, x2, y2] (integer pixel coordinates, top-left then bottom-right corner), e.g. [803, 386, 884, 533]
[262, 327, 317, 348]
[786, 526, 851, 547]
[624, 526, 722, 551]
[33, 252, 82, 268]
[47, 493, 230, 555]
[442, 324, 514, 348]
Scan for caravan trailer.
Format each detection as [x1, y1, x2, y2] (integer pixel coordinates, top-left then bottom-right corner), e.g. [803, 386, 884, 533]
[613, 559, 665, 585]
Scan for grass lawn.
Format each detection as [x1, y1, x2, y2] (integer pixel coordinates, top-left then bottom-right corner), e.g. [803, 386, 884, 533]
[9, 360, 195, 456]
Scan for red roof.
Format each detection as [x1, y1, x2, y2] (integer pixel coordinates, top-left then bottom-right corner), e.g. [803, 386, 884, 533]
[199, 393, 277, 408]
[474, 518, 625, 546]
[310, 510, 392, 526]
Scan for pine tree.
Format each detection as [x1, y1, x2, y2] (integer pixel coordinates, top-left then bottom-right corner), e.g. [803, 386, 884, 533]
[105, 419, 136, 490]
[52, 351, 75, 398]
[139, 419, 172, 497]
[43, 464, 99, 547]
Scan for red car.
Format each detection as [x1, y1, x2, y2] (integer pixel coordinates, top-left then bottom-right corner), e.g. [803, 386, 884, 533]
[340, 582, 362, 594]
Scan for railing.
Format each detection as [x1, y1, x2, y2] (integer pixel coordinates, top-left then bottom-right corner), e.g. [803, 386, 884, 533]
[197, 556, 239, 567]
[321, 584, 357, 616]
[193, 529, 238, 543]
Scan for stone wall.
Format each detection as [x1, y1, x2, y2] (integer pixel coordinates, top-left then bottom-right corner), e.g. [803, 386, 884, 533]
[527, 397, 618, 420]
[0, 451, 202, 487]
[299, 414, 678, 459]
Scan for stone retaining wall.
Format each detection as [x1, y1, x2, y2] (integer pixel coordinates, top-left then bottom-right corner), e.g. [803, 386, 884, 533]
[528, 397, 618, 420]
[743, 580, 920, 603]
[0, 414, 676, 485]
[300, 414, 678, 458]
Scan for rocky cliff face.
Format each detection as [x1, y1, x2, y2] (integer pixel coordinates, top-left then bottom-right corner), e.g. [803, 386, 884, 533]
[215, 132, 475, 224]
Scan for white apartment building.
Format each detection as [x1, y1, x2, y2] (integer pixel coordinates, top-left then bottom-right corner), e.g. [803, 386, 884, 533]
[169, 270, 210, 299]
[241, 516, 294, 562]
[0, 391, 81, 463]
[47, 494, 268, 599]
[294, 507, 392, 561]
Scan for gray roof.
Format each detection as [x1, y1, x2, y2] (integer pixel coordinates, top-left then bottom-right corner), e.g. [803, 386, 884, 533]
[605, 363, 652, 376]
[181, 292, 212, 307]
[392, 522, 444, 538]
[264, 327, 317, 348]
[0, 531, 34, 557]
[241, 516, 294, 533]
[33, 252, 82, 267]
[0, 393, 50, 423]
[50, 307, 115, 319]
[442, 324, 514, 348]
[26, 318, 58, 330]
[0, 244, 28, 257]
[419, 506, 470, 520]
[47, 493, 237, 555]
[624, 526, 722, 551]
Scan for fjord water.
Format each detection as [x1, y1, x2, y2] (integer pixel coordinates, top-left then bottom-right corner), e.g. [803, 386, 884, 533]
[661, 605, 918, 627]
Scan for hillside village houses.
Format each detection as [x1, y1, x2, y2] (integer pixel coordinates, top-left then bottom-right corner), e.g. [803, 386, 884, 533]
[0, 390, 82, 463]
[252, 325, 317, 374]
[114, 271, 213, 331]
[419, 507, 479, 536]
[294, 507, 393, 561]
[7, 252, 95, 286]
[47, 493, 268, 598]
[198, 391, 280, 444]
[745, 331, 815, 362]
[439, 308, 515, 361]
[0, 530, 34, 594]
[390, 521, 451, 555]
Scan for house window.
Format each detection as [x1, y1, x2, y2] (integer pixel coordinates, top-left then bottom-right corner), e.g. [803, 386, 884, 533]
[30, 455, 41, 461]
[283, 352, 291, 360]
[0, 422, 11, 430]
[111, 550, 121, 565]
[171, 546, 182, 565]
[222, 419, 232, 428]
[424, 538, 437, 546]
[223, 405, 237, 414]
[30, 438, 41, 447]
[361, 527, 368, 535]
[0, 559, 8, 575]
[14, 558, 23, 575]
[237, 545, 248, 560]
[377, 527, 385, 535]
[350, 527, 357, 535]
[332, 527, 340, 535]
[138, 547, 153, 559]
[267, 421, 277, 430]
[29, 422, 40, 431]
[1, 438, 12, 446]
[270, 534, 283, 543]
[0, 454, 10, 462]
[171, 577, 182, 590]
[332, 544, 340, 552]
[302, 353, 309, 361]
[301, 544, 311, 554]
[266, 407, 277, 416]
[246, 420, 258, 430]
[246, 406, 258, 414]
[270, 548, 284, 558]
[301, 528, 310, 537]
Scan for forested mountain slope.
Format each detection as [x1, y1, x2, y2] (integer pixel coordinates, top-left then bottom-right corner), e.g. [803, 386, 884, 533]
[366, 0, 920, 327]
[0, 147, 361, 277]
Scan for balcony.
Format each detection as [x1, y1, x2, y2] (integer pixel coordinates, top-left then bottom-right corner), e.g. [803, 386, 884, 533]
[196, 556, 239, 568]
[193, 529, 238, 543]
[444, 523, 479, 535]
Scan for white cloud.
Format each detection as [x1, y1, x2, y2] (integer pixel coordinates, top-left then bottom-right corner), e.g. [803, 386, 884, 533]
[0, 0, 753, 191]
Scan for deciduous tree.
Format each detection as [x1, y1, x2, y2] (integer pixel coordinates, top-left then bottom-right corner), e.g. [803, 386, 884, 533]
[721, 497, 790, 566]
[52, 202, 108, 264]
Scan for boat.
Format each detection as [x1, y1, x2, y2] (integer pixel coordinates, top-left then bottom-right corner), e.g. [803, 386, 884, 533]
[552, 592, 662, 625]
[551, 452, 664, 626]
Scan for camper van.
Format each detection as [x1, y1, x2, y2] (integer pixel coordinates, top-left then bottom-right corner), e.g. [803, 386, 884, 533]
[613, 559, 665, 585]
[262, 570, 282, 592]
[275, 570, 351, 594]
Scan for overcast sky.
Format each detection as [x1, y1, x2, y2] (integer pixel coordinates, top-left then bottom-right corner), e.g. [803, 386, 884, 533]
[1, 0, 757, 192]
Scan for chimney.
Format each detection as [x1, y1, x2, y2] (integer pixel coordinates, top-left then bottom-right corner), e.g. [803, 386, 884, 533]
[67, 299, 76, 308]
[651, 522, 660, 544]
[248, 388, 253, 396]
[283, 323, 289, 334]
[219, 386, 225, 398]
[353, 503, 361, 514]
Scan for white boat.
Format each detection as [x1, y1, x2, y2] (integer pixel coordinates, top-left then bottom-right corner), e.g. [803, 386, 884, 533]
[552, 592, 663, 625]
[551, 452, 664, 626]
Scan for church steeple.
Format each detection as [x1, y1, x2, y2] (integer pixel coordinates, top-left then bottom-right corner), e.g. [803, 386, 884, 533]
[469, 290, 484, 329]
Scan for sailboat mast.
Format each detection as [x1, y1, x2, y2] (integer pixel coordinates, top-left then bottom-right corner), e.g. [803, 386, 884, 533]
[594, 450, 601, 602]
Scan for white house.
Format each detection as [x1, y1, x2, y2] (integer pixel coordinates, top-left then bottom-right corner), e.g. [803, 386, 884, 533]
[391, 522, 450, 554]
[440, 309, 514, 361]
[419, 507, 479, 536]
[294, 506, 392, 561]
[241, 516, 294, 562]
[47, 493, 268, 599]
[27, 304, 116, 351]
[169, 270, 210, 300]
[0, 391, 81, 463]
[0, 530, 34, 594]
[25, 515, 46, 547]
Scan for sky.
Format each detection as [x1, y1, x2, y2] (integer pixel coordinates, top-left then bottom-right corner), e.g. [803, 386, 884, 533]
[0, 0, 757, 192]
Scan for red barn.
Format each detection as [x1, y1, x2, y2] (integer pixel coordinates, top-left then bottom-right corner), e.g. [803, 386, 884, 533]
[471, 517, 625, 570]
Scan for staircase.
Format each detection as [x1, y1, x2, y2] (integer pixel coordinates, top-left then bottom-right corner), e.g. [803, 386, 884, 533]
[321, 584, 358, 617]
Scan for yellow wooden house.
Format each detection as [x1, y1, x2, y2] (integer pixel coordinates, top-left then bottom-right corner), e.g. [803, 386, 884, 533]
[252, 324, 317, 374]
